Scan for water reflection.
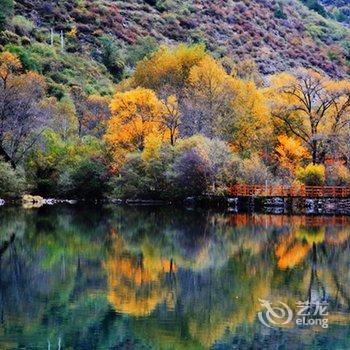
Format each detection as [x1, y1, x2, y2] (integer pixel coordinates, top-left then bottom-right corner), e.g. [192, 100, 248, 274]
[0, 206, 349, 349]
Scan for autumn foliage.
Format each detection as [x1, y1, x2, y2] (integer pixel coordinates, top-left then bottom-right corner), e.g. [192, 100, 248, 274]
[2, 42, 350, 198]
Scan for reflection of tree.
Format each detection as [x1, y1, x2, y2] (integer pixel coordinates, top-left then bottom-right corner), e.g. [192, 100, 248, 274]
[273, 224, 350, 323]
[275, 226, 330, 270]
[0, 206, 114, 349]
[185, 255, 271, 347]
[105, 230, 176, 317]
[0, 207, 350, 349]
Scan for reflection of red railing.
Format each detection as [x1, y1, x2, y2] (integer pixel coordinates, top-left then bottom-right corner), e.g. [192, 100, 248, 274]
[229, 184, 350, 198]
[228, 214, 349, 227]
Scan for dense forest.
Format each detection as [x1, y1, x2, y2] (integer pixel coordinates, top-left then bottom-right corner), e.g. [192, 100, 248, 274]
[2, 0, 350, 200]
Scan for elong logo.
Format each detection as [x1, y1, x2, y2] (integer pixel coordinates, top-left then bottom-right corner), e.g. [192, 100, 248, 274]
[258, 299, 329, 329]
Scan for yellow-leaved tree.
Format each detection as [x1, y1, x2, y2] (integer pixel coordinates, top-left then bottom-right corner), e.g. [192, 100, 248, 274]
[184, 55, 235, 136]
[105, 88, 166, 170]
[133, 44, 207, 97]
[269, 68, 350, 164]
[229, 79, 272, 156]
[160, 95, 181, 146]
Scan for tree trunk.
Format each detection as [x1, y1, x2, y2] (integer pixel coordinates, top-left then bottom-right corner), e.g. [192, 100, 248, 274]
[312, 140, 318, 164]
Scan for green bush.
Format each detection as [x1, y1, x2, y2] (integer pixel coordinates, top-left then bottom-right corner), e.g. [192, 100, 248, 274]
[68, 159, 110, 199]
[126, 36, 158, 67]
[98, 36, 125, 81]
[112, 136, 235, 199]
[11, 15, 34, 35]
[301, 0, 327, 17]
[5, 44, 42, 71]
[274, 3, 287, 20]
[296, 164, 325, 186]
[110, 153, 150, 199]
[0, 0, 14, 31]
[0, 160, 26, 198]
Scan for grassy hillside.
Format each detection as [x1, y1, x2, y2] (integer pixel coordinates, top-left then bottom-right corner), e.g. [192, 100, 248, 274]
[5, 0, 350, 79]
[320, 0, 350, 25]
[1, 0, 350, 99]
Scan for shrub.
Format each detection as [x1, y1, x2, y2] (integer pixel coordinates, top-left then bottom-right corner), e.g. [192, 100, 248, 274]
[11, 15, 34, 35]
[98, 36, 125, 81]
[169, 148, 210, 197]
[274, 3, 287, 20]
[59, 158, 110, 199]
[301, 0, 327, 18]
[110, 153, 149, 199]
[168, 136, 235, 197]
[0, 0, 14, 31]
[238, 154, 273, 185]
[5, 44, 42, 71]
[144, 0, 157, 6]
[0, 160, 26, 198]
[111, 146, 172, 199]
[326, 163, 350, 186]
[296, 164, 325, 186]
[126, 36, 158, 67]
[112, 136, 235, 199]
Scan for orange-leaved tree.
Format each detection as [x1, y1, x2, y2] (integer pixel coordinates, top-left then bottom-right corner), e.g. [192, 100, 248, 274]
[275, 135, 310, 175]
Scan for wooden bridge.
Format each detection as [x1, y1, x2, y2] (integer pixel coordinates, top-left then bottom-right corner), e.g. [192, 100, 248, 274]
[229, 184, 350, 198]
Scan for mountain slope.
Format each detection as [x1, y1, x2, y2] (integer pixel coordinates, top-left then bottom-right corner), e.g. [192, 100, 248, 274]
[7, 0, 350, 78]
[320, 0, 350, 26]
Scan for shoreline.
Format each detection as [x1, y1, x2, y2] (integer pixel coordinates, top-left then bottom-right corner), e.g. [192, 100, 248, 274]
[2, 195, 350, 215]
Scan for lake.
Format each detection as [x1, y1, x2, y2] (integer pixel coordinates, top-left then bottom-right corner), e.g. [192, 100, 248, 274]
[0, 205, 349, 349]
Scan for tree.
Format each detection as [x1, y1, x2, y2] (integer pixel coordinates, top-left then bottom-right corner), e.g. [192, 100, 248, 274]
[0, 52, 49, 167]
[183, 56, 235, 137]
[232, 59, 263, 87]
[29, 129, 104, 196]
[269, 69, 350, 164]
[171, 148, 209, 196]
[63, 158, 110, 199]
[168, 136, 234, 196]
[105, 88, 165, 170]
[133, 44, 206, 98]
[99, 36, 125, 82]
[228, 79, 271, 156]
[275, 135, 310, 175]
[70, 88, 111, 138]
[160, 95, 181, 146]
[84, 95, 111, 137]
[70, 86, 87, 137]
[0, 0, 14, 31]
[45, 96, 78, 140]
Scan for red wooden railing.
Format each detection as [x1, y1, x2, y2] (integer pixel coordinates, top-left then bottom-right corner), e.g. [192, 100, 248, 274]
[229, 184, 350, 198]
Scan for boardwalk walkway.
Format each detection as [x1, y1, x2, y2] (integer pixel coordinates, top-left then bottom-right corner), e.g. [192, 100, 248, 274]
[229, 184, 350, 198]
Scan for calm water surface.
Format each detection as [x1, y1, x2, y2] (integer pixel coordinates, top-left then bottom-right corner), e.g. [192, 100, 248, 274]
[0, 205, 349, 349]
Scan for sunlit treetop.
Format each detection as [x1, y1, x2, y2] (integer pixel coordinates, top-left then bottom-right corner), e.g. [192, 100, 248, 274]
[133, 44, 207, 94]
